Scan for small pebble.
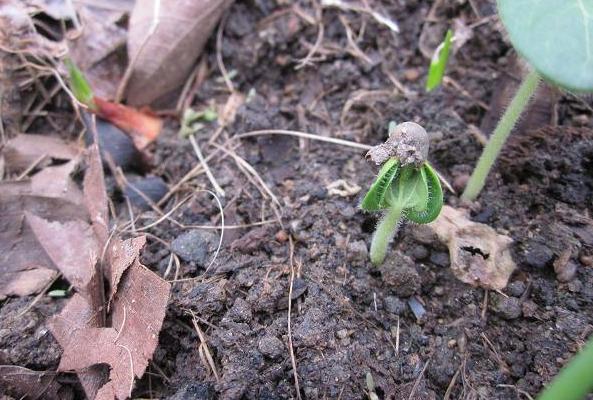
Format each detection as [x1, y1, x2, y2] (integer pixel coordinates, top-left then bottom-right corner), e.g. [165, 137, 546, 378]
[505, 281, 526, 297]
[383, 296, 406, 315]
[171, 229, 218, 265]
[403, 68, 420, 82]
[430, 252, 450, 268]
[336, 329, 349, 339]
[275, 230, 288, 242]
[555, 260, 578, 282]
[433, 286, 445, 296]
[411, 245, 429, 260]
[580, 255, 593, 267]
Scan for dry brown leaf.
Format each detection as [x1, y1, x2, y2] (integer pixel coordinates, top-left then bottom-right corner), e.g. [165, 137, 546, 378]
[426, 205, 516, 290]
[0, 161, 88, 300]
[26, 213, 99, 294]
[49, 237, 170, 400]
[84, 143, 110, 246]
[108, 236, 146, 303]
[0, 365, 71, 400]
[125, 0, 233, 105]
[2, 134, 80, 174]
[49, 292, 108, 399]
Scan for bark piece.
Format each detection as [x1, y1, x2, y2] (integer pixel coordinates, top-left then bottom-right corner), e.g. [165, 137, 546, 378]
[426, 205, 516, 290]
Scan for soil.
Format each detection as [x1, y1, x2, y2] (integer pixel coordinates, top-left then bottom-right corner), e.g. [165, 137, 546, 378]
[2, 1, 593, 399]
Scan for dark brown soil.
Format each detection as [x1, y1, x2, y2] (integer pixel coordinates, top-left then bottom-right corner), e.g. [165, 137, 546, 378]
[2, 1, 593, 399]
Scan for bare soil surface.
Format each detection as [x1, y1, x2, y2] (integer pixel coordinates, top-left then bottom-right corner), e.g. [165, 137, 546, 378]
[2, 1, 593, 399]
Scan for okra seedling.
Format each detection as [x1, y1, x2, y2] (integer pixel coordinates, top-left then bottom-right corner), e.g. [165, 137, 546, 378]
[361, 122, 443, 265]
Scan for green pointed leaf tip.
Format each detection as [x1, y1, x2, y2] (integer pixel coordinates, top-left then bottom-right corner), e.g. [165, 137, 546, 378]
[64, 59, 95, 109]
[426, 29, 453, 92]
[361, 158, 400, 211]
[498, 0, 593, 92]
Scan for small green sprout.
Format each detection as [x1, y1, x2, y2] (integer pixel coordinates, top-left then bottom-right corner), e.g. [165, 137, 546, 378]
[361, 122, 443, 265]
[462, 0, 593, 200]
[178, 107, 218, 138]
[426, 29, 453, 92]
[64, 58, 96, 111]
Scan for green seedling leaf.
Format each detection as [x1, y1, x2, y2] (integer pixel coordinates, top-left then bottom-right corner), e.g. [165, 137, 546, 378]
[406, 162, 443, 224]
[392, 167, 427, 211]
[498, 0, 593, 92]
[426, 29, 453, 92]
[64, 58, 96, 110]
[361, 158, 400, 211]
[201, 107, 218, 122]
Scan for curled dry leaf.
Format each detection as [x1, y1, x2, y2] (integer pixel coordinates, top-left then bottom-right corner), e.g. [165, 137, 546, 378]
[2, 134, 80, 174]
[425, 205, 516, 290]
[125, 0, 233, 105]
[49, 237, 170, 400]
[0, 365, 71, 400]
[0, 160, 87, 300]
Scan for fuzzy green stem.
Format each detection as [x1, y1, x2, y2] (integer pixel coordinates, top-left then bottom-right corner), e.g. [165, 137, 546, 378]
[370, 206, 402, 265]
[461, 69, 540, 201]
[538, 337, 593, 400]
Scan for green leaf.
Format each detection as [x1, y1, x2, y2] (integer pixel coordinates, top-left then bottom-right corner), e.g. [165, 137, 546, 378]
[64, 58, 96, 109]
[498, 0, 593, 92]
[426, 29, 453, 92]
[361, 158, 400, 211]
[406, 163, 443, 224]
[391, 167, 426, 210]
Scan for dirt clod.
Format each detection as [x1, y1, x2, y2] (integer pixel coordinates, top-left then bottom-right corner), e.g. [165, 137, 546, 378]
[492, 294, 522, 320]
[171, 229, 219, 265]
[380, 253, 421, 297]
[257, 335, 285, 359]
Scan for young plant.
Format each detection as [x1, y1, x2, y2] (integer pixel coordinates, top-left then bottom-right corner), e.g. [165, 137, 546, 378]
[461, 0, 593, 200]
[361, 122, 443, 265]
[426, 29, 453, 92]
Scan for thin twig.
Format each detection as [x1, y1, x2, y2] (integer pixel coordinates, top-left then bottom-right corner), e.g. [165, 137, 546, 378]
[408, 359, 430, 400]
[189, 134, 225, 197]
[190, 311, 221, 382]
[216, 11, 234, 93]
[233, 129, 371, 150]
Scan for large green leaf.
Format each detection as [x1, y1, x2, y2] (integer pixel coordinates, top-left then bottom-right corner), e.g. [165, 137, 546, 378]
[498, 0, 593, 91]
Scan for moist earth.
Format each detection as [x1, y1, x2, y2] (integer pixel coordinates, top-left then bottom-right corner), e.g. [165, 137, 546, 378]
[1, 1, 593, 399]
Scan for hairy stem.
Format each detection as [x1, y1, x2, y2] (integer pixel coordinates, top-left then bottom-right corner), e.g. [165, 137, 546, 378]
[538, 337, 593, 400]
[370, 206, 402, 265]
[462, 69, 540, 201]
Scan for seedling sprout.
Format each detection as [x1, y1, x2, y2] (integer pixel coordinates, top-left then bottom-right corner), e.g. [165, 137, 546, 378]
[361, 122, 443, 265]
